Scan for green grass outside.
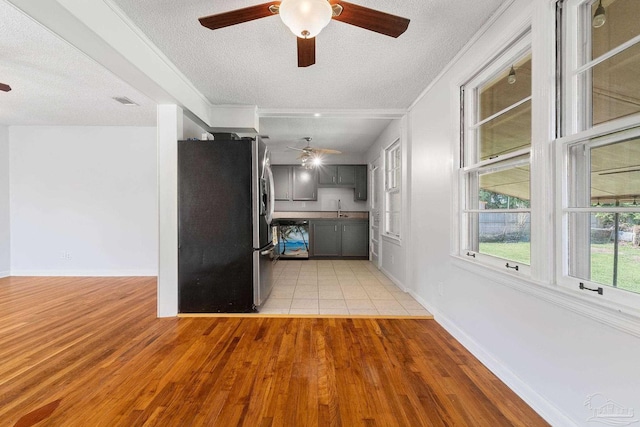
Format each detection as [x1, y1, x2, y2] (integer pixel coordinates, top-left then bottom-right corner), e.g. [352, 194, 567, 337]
[479, 242, 531, 265]
[479, 242, 640, 294]
[591, 243, 640, 294]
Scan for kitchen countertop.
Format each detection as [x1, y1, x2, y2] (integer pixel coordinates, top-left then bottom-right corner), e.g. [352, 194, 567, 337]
[273, 211, 369, 220]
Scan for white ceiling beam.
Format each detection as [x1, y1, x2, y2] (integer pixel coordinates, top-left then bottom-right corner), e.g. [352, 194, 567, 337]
[6, 0, 239, 129]
[258, 109, 407, 119]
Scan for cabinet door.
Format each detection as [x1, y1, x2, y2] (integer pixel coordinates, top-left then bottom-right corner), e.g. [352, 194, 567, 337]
[318, 165, 337, 185]
[341, 221, 369, 257]
[354, 165, 367, 201]
[272, 166, 291, 201]
[337, 165, 355, 186]
[312, 222, 341, 256]
[292, 166, 317, 200]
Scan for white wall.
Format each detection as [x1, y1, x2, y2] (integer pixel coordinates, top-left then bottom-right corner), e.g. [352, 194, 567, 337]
[9, 126, 157, 276]
[365, 119, 406, 287]
[183, 113, 208, 140]
[407, 0, 640, 425]
[0, 126, 9, 277]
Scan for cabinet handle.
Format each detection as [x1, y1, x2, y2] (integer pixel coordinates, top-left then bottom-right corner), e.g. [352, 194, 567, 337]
[333, 176, 336, 183]
[339, 176, 342, 183]
[343, 225, 346, 232]
[334, 225, 337, 232]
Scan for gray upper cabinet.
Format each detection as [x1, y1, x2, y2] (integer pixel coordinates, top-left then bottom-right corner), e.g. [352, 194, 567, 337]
[292, 166, 318, 201]
[272, 165, 291, 201]
[318, 166, 338, 185]
[354, 165, 367, 201]
[336, 165, 355, 186]
[318, 165, 355, 186]
[274, 164, 367, 201]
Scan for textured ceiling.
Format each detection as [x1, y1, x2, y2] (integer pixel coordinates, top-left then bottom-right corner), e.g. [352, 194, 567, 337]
[1, 0, 506, 153]
[0, 1, 156, 126]
[111, 0, 505, 110]
[259, 116, 393, 154]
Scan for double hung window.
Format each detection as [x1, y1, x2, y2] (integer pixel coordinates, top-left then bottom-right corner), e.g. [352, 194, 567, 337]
[560, 0, 640, 303]
[384, 140, 401, 239]
[461, 34, 532, 271]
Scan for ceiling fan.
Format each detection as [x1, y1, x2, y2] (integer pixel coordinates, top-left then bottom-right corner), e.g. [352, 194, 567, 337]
[0, 83, 11, 92]
[198, 0, 410, 67]
[288, 137, 341, 167]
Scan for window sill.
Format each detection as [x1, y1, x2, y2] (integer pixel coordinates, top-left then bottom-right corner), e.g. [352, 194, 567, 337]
[450, 255, 640, 338]
[381, 234, 402, 246]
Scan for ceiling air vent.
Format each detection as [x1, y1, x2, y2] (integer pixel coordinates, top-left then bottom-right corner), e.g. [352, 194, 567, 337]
[113, 96, 138, 106]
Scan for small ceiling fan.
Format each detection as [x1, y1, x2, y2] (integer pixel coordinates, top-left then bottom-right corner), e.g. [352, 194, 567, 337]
[288, 137, 341, 167]
[0, 83, 11, 92]
[198, 0, 410, 67]
[288, 137, 342, 156]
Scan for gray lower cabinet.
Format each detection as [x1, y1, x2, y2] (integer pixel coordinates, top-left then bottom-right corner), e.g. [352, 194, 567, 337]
[312, 222, 341, 256]
[341, 222, 369, 257]
[311, 220, 369, 258]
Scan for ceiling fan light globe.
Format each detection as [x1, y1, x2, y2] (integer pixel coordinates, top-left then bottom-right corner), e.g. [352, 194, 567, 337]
[279, 0, 332, 38]
[592, 1, 606, 28]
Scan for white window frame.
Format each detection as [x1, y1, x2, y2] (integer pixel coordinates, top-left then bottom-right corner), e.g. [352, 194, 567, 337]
[383, 139, 401, 240]
[557, 0, 640, 314]
[562, 0, 640, 138]
[459, 33, 533, 274]
[450, 0, 640, 335]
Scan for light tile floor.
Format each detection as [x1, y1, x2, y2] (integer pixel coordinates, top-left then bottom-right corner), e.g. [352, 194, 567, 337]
[259, 259, 432, 317]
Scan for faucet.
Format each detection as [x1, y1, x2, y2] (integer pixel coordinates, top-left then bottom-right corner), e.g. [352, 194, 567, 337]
[337, 199, 343, 218]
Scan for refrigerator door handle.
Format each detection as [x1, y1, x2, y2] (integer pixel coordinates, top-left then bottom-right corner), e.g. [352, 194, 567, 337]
[265, 165, 275, 225]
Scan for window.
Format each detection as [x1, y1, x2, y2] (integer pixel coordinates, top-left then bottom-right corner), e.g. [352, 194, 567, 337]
[384, 139, 401, 239]
[563, 0, 640, 133]
[559, 0, 640, 305]
[460, 34, 532, 271]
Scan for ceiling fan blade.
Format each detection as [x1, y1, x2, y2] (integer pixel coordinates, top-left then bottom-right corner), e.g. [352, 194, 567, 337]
[287, 146, 306, 152]
[314, 148, 342, 155]
[331, 1, 410, 38]
[0, 83, 11, 92]
[199, 2, 280, 31]
[297, 37, 316, 67]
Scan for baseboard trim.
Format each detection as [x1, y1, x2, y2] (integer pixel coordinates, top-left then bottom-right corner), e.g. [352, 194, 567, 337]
[379, 267, 406, 292]
[0, 270, 10, 278]
[10, 270, 158, 277]
[435, 312, 577, 427]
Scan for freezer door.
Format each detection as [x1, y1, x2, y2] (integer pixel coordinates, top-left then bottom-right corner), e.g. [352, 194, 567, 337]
[178, 139, 255, 313]
[253, 243, 276, 307]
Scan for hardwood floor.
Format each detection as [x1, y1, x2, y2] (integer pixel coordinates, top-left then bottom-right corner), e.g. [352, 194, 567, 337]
[0, 276, 548, 426]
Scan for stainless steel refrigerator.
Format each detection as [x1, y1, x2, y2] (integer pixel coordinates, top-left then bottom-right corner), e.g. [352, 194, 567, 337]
[178, 136, 276, 313]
